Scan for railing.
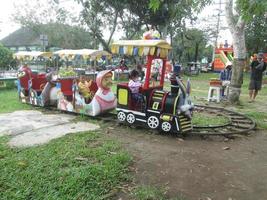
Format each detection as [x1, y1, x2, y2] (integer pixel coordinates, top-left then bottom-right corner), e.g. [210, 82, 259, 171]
[0, 70, 17, 78]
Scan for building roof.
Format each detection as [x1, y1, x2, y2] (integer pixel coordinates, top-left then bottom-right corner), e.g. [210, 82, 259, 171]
[1, 27, 40, 47]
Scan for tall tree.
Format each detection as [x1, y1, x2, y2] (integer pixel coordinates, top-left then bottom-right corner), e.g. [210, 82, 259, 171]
[148, 0, 211, 62]
[77, 0, 124, 51]
[172, 28, 209, 63]
[225, 0, 267, 103]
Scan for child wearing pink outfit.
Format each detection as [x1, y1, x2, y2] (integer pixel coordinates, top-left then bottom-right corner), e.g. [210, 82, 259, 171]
[129, 69, 143, 103]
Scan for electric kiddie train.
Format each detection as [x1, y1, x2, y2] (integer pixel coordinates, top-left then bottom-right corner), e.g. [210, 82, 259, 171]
[16, 40, 194, 134]
[112, 40, 193, 133]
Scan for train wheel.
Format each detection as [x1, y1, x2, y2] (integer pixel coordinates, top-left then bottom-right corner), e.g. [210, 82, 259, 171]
[161, 121, 172, 132]
[147, 116, 159, 129]
[117, 111, 126, 122]
[126, 113, 135, 124]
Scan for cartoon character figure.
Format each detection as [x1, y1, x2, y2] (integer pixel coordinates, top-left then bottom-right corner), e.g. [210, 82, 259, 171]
[142, 27, 161, 40]
[41, 71, 60, 106]
[17, 65, 32, 92]
[87, 70, 117, 116]
[57, 91, 74, 112]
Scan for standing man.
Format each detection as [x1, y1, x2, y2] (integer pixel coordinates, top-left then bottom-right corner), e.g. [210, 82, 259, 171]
[219, 62, 232, 97]
[249, 53, 266, 102]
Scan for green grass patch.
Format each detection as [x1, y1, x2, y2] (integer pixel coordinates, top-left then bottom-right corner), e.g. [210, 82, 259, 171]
[242, 111, 267, 130]
[0, 132, 131, 200]
[0, 80, 17, 90]
[133, 185, 166, 200]
[0, 89, 31, 113]
[133, 185, 186, 200]
[192, 112, 229, 126]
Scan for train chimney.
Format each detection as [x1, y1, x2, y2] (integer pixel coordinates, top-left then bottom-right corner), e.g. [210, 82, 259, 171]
[169, 73, 179, 95]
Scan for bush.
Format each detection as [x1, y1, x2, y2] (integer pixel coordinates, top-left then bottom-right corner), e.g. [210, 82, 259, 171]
[0, 43, 13, 70]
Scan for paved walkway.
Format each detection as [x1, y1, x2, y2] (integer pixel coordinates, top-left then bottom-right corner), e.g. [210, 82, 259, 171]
[0, 110, 99, 147]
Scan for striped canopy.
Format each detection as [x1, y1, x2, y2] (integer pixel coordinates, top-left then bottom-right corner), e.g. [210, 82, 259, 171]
[111, 40, 172, 58]
[13, 51, 52, 60]
[53, 49, 111, 60]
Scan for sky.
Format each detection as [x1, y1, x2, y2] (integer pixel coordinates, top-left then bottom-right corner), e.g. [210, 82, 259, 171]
[0, 0, 19, 40]
[0, 0, 232, 45]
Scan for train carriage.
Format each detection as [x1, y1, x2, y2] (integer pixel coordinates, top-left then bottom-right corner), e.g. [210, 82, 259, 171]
[15, 51, 54, 106]
[16, 49, 115, 116]
[111, 40, 194, 133]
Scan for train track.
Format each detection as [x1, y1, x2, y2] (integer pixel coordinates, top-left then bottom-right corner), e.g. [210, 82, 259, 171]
[191, 105, 256, 137]
[96, 105, 256, 137]
[48, 105, 256, 137]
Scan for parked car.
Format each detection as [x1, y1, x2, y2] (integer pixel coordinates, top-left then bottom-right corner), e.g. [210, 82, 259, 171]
[200, 63, 211, 72]
[184, 62, 200, 76]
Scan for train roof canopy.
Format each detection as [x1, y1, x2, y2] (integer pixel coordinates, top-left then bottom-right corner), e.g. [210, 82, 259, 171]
[13, 51, 52, 60]
[53, 49, 111, 60]
[111, 40, 172, 58]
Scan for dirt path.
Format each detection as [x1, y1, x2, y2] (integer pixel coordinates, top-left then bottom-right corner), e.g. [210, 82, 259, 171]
[105, 124, 267, 200]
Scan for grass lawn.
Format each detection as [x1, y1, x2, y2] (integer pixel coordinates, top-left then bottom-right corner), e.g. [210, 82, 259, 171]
[0, 89, 31, 113]
[0, 89, 132, 200]
[180, 72, 267, 129]
[0, 133, 131, 200]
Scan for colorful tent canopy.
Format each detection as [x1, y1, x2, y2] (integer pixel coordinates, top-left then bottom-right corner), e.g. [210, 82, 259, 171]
[53, 49, 111, 60]
[13, 51, 52, 60]
[111, 40, 172, 58]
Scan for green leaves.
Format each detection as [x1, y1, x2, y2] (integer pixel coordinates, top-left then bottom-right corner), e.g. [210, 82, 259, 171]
[236, 0, 267, 22]
[0, 43, 13, 70]
[149, 0, 161, 12]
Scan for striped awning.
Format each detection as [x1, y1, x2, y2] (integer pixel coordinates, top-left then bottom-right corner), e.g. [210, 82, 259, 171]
[13, 51, 52, 60]
[53, 49, 111, 60]
[111, 40, 172, 58]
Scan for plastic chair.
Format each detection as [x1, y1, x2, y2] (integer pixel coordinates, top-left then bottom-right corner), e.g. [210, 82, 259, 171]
[207, 86, 221, 103]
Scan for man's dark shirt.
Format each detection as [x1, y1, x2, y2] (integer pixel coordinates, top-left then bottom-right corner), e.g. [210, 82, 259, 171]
[250, 60, 267, 81]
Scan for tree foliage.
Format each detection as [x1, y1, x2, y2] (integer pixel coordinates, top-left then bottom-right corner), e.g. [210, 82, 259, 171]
[236, 0, 267, 21]
[12, 0, 95, 49]
[172, 28, 210, 63]
[245, 16, 267, 55]
[0, 43, 13, 70]
[33, 23, 95, 49]
[77, 0, 211, 54]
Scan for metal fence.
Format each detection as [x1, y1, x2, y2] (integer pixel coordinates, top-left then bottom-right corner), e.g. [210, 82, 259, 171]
[0, 70, 17, 78]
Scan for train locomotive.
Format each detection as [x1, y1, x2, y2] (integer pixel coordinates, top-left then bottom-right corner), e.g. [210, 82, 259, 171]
[16, 40, 194, 134]
[112, 40, 193, 133]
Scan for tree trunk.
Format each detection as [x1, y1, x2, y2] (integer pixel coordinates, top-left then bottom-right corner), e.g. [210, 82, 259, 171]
[228, 27, 246, 103]
[194, 42, 199, 62]
[225, 0, 247, 103]
[228, 58, 245, 102]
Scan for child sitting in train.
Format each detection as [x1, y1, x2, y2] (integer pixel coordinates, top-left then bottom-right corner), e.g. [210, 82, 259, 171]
[128, 69, 143, 104]
[78, 75, 93, 103]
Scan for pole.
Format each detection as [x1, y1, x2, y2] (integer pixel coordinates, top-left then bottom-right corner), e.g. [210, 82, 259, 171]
[212, 0, 222, 61]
